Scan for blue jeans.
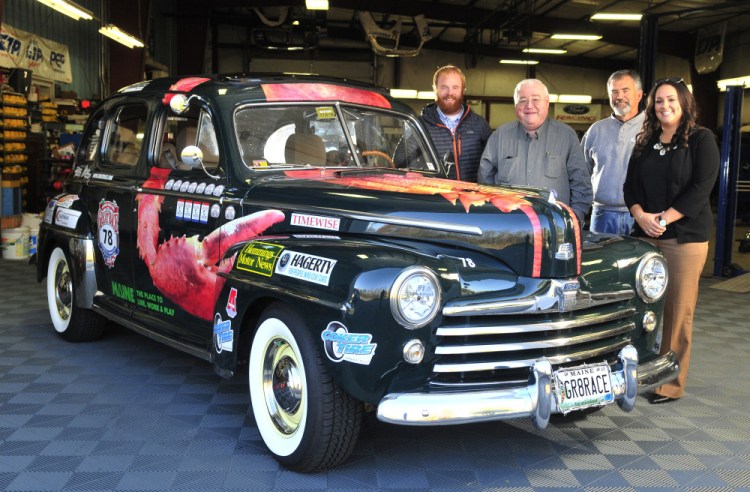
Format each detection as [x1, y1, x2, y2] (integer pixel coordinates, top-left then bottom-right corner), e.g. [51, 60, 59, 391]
[590, 207, 634, 235]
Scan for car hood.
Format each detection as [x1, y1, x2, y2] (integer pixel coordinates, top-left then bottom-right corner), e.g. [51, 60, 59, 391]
[244, 169, 582, 278]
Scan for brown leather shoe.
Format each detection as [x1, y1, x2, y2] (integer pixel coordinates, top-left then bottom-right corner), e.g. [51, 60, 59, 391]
[648, 394, 678, 404]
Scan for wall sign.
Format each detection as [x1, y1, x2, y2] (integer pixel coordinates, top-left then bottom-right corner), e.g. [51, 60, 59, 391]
[695, 23, 726, 74]
[553, 103, 601, 124]
[0, 24, 73, 83]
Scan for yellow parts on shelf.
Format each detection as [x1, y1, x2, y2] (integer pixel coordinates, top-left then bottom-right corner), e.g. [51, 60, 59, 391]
[2, 94, 26, 105]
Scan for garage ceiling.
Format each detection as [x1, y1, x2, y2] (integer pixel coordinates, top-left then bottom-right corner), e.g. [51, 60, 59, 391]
[189, 0, 750, 70]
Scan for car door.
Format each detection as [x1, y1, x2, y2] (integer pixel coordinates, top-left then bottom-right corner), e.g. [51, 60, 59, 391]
[79, 101, 149, 318]
[131, 103, 229, 351]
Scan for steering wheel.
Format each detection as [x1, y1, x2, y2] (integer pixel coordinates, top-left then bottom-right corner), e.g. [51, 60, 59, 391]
[361, 150, 395, 168]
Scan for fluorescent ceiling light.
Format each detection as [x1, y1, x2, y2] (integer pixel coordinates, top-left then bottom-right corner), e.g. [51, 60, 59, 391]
[549, 94, 593, 104]
[99, 24, 145, 49]
[717, 75, 750, 91]
[417, 91, 436, 100]
[522, 48, 567, 54]
[305, 0, 329, 10]
[557, 94, 592, 104]
[390, 89, 418, 99]
[35, 0, 93, 20]
[590, 13, 643, 21]
[500, 59, 539, 65]
[551, 34, 602, 41]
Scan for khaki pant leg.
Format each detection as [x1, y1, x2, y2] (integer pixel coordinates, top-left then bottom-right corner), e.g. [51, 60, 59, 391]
[647, 239, 708, 398]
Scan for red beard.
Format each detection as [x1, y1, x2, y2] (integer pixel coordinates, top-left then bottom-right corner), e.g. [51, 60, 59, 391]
[437, 96, 463, 116]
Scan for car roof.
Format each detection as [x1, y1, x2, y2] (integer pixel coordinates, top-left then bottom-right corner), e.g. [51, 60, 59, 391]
[116, 73, 412, 113]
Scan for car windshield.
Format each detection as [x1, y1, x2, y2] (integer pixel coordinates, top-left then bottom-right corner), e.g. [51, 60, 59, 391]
[233, 104, 438, 176]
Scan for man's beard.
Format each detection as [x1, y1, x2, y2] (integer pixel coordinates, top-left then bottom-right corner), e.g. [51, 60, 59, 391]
[613, 101, 631, 118]
[437, 96, 463, 115]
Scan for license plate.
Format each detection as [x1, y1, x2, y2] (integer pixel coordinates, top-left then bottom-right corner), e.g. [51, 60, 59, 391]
[554, 363, 614, 413]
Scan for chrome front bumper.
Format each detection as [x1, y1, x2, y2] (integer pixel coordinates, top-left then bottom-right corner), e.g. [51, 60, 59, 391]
[376, 347, 679, 430]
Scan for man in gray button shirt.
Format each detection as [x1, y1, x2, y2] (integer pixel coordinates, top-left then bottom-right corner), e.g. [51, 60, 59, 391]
[478, 79, 592, 224]
[581, 69, 645, 235]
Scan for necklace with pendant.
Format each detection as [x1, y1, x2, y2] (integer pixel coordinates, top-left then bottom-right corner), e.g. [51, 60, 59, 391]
[653, 141, 673, 156]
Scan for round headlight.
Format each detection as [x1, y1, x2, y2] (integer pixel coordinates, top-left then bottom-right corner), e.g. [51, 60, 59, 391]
[390, 267, 441, 329]
[636, 253, 668, 303]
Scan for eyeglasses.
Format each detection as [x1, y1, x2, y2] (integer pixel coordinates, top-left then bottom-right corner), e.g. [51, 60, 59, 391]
[515, 96, 546, 106]
[655, 77, 685, 86]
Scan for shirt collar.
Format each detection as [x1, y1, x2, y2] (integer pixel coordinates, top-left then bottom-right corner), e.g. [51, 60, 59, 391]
[437, 105, 464, 132]
[611, 111, 645, 127]
[519, 118, 548, 140]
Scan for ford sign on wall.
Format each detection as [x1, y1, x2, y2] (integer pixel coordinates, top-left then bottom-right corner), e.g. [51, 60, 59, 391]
[553, 103, 600, 124]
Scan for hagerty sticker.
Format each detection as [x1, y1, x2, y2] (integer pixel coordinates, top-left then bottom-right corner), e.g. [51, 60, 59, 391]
[321, 321, 377, 365]
[275, 250, 336, 286]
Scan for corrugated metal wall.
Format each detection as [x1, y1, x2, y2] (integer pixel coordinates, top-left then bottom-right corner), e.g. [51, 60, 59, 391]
[2, 0, 104, 99]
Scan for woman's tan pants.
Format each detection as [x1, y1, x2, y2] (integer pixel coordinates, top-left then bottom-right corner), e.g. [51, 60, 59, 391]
[645, 238, 708, 399]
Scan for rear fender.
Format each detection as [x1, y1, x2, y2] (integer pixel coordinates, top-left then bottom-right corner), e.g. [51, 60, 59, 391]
[36, 194, 98, 309]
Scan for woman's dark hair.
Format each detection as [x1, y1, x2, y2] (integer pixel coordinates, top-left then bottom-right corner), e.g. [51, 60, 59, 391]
[633, 78, 699, 157]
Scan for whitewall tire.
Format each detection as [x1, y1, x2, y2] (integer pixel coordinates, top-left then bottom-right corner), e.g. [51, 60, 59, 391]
[248, 303, 362, 471]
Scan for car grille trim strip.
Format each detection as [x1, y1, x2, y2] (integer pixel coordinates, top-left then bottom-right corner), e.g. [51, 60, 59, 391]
[443, 287, 634, 316]
[435, 320, 635, 354]
[433, 339, 632, 373]
[436, 307, 636, 336]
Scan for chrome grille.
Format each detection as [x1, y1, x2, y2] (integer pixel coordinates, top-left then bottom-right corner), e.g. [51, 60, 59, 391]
[432, 281, 637, 388]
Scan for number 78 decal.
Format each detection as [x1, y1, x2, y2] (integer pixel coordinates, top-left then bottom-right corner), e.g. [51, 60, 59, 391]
[98, 200, 120, 268]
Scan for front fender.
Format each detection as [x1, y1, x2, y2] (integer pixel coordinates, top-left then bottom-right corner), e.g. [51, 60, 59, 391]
[211, 235, 467, 403]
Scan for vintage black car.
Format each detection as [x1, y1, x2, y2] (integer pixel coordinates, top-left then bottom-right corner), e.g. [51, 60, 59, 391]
[36, 74, 677, 472]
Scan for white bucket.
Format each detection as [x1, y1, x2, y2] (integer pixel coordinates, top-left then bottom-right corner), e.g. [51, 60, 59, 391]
[22, 214, 42, 256]
[28, 227, 39, 256]
[1, 226, 30, 260]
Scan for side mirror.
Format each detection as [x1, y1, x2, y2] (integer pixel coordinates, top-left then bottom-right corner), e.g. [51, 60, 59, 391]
[169, 94, 190, 114]
[180, 145, 203, 169]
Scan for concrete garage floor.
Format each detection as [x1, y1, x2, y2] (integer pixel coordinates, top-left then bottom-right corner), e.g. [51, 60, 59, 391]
[1, 257, 750, 491]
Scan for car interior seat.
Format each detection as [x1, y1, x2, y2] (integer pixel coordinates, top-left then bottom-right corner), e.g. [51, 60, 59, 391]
[159, 142, 178, 169]
[109, 126, 141, 166]
[284, 133, 327, 165]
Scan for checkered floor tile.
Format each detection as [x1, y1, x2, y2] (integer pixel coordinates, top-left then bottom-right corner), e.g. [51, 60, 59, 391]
[2, 258, 750, 491]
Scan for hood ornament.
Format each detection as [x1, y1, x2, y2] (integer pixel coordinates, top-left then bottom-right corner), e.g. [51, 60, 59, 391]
[555, 243, 574, 260]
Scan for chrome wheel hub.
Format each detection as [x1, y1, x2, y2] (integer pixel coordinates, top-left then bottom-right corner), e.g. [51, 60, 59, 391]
[262, 338, 303, 435]
[54, 261, 72, 322]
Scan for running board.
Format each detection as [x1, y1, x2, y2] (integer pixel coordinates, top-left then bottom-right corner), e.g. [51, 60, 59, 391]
[92, 303, 212, 362]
